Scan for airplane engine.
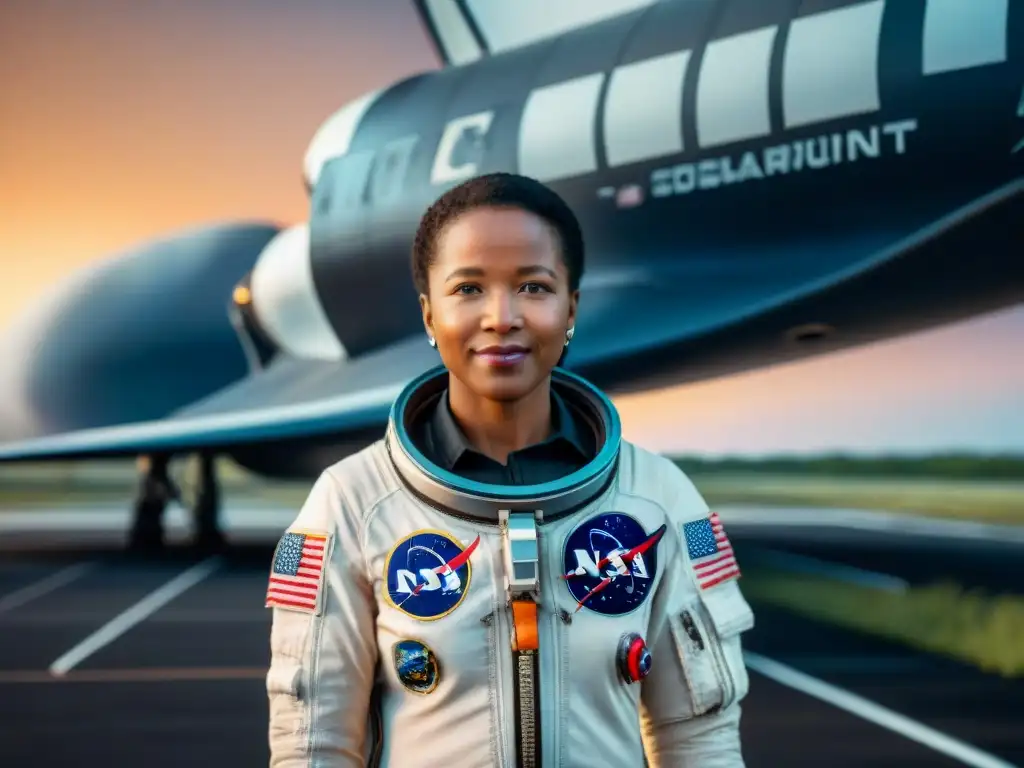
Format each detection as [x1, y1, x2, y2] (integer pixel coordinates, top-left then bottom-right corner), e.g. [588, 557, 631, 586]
[0, 222, 280, 443]
[243, 222, 347, 362]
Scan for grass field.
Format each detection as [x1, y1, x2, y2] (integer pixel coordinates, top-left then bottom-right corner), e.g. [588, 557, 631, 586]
[1, 455, 1023, 525]
[743, 566, 1024, 678]
[689, 473, 1024, 525]
[671, 453, 1024, 481]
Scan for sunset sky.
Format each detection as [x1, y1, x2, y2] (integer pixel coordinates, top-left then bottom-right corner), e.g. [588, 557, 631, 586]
[1, 0, 1021, 456]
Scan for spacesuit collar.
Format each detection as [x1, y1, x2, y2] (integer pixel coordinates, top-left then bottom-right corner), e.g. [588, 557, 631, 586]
[385, 365, 621, 524]
[429, 385, 590, 471]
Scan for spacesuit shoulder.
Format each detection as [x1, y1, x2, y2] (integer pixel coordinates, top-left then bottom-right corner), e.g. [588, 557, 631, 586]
[618, 440, 710, 525]
[288, 439, 397, 536]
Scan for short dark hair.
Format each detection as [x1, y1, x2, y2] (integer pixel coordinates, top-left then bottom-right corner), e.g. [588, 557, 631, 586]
[411, 172, 585, 296]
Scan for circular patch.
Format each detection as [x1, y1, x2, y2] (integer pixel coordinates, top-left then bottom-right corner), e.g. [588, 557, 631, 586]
[393, 638, 440, 694]
[561, 513, 666, 616]
[383, 529, 480, 621]
[616, 632, 652, 684]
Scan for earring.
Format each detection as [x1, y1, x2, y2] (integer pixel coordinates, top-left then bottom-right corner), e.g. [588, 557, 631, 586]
[427, 335, 436, 348]
[564, 326, 575, 347]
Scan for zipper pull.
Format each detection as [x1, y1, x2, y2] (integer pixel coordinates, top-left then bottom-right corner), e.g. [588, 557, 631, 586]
[680, 610, 705, 651]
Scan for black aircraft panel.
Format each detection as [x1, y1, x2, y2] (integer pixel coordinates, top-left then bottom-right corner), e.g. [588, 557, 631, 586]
[537, 9, 648, 175]
[618, 0, 719, 66]
[433, 43, 555, 178]
[309, 70, 468, 358]
[713, 0, 801, 37]
[346, 71, 442, 153]
[796, 0, 882, 17]
[704, 0, 804, 139]
[530, 10, 643, 89]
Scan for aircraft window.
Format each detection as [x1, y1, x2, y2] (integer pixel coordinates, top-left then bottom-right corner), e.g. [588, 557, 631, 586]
[370, 135, 419, 205]
[313, 150, 375, 215]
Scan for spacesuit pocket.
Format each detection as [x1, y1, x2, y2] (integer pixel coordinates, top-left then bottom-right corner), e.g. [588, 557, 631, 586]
[267, 611, 316, 742]
[668, 603, 724, 716]
[670, 584, 755, 716]
[268, 606, 315, 702]
[267, 660, 304, 699]
[696, 582, 755, 711]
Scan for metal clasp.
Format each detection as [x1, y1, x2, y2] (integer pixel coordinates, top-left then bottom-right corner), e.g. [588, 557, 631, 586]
[499, 509, 542, 599]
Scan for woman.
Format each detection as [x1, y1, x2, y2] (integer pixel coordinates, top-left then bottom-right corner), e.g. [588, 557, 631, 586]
[265, 173, 754, 767]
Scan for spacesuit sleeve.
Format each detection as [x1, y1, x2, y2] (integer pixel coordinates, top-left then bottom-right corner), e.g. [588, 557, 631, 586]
[639, 466, 754, 767]
[266, 468, 378, 767]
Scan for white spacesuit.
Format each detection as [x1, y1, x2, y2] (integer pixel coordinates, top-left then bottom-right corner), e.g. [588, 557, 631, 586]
[266, 366, 754, 767]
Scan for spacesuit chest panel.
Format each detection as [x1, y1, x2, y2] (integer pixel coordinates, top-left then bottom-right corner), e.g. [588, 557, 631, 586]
[536, 489, 670, 759]
[359, 491, 507, 765]
[366, 493, 502, 673]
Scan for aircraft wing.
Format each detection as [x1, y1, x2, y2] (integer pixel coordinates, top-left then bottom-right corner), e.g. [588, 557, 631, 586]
[413, 0, 658, 66]
[0, 337, 435, 462]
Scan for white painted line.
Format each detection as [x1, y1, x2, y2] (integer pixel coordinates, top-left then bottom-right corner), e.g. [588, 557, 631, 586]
[48, 557, 222, 677]
[744, 651, 1019, 768]
[0, 562, 95, 614]
[749, 548, 909, 593]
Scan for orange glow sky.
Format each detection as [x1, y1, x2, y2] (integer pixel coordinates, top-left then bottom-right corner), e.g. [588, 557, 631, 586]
[1, 0, 1021, 455]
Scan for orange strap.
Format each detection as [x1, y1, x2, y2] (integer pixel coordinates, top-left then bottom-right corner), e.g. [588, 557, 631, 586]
[510, 599, 539, 651]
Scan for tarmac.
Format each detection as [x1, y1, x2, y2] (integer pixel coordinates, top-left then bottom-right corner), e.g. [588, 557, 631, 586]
[0, 505, 1021, 767]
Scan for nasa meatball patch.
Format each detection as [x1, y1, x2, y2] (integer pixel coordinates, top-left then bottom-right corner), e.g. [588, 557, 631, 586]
[561, 513, 666, 615]
[384, 529, 481, 621]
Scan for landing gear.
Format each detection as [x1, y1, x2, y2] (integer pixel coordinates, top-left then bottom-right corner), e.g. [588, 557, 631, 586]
[128, 452, 225, 554]
[191, 452, 225, 554]
[128, 453, 177, 553]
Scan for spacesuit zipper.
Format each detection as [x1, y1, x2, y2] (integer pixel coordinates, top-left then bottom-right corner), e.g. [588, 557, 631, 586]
[512, 645, 539, 767]
[511, 638, 540, 765]
[499, 510, 542, 768]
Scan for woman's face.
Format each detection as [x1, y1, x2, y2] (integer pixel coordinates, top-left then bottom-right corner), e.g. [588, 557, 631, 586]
[420, 205, 578, 403]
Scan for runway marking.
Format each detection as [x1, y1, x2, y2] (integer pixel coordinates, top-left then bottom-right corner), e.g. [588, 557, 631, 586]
[0, 667, 266, 684]
[49, 556, 222, 677]
[0, 562, 95, 614]
[745, 651, 1019, 768]
[747, 547, 909, 593]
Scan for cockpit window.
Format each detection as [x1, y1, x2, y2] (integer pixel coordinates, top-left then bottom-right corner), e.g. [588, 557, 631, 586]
[313, 150, 375, 215]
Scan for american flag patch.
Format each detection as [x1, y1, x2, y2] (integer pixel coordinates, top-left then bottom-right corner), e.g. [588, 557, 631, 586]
[682, 511, 740, 591]
[265, 530, 329, 614]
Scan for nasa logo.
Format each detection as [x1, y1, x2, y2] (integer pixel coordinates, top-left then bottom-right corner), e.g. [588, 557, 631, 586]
[393, 638, 440, 695]
[383, 529, 481, 621]
[561, 513, 667, 616]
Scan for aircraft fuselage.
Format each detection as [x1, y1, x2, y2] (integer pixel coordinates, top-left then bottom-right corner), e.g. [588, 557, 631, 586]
[290, 0, 1021, 391]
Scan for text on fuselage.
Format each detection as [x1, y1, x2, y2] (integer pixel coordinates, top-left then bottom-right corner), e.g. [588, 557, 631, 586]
[651, 118, 918, 198]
